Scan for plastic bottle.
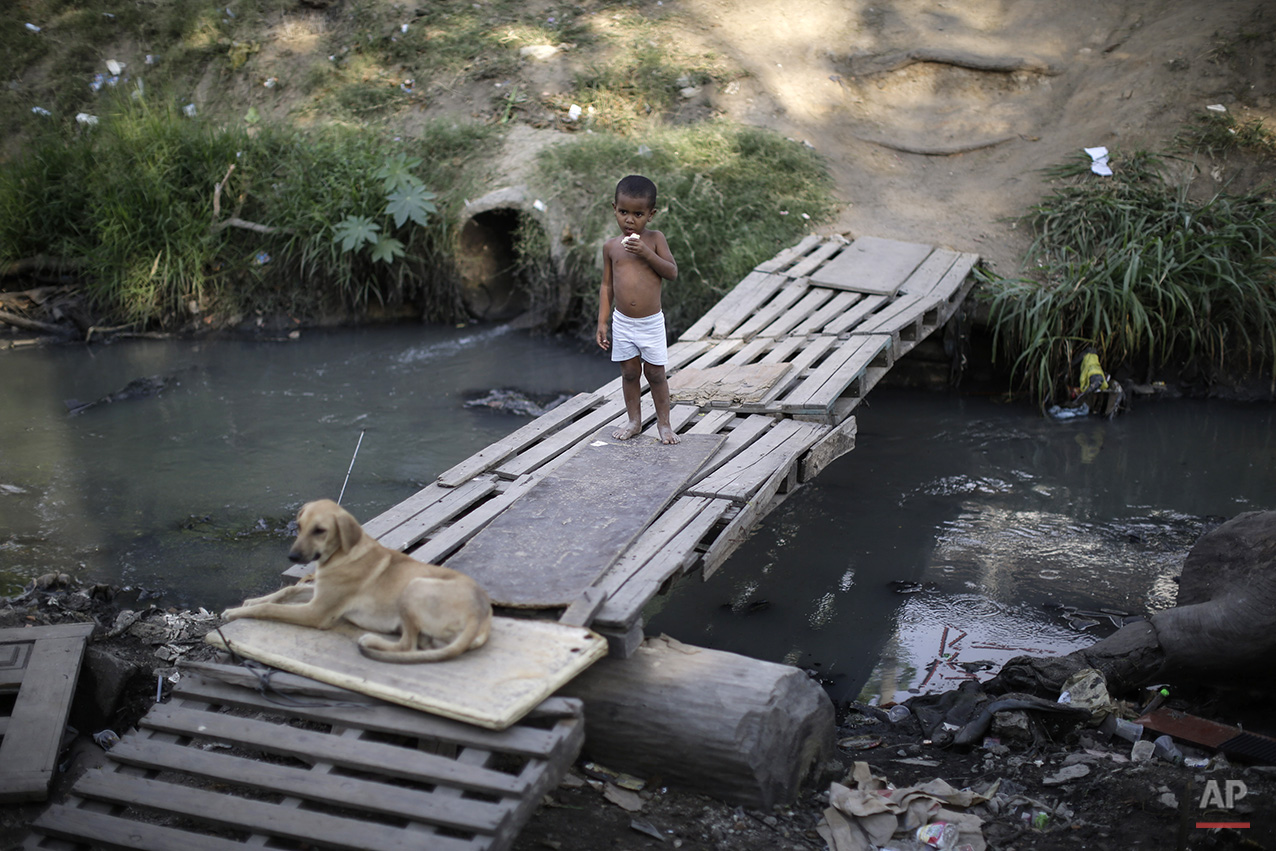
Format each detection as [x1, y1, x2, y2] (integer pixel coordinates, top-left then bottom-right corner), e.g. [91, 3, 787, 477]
[1131, 739, 1155, 762]
[886, 704, 911, 723]
[1153, 734, 1183, 764]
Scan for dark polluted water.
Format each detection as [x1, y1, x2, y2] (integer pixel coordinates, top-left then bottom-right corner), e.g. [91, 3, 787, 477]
[2, 327, 1273, 705]
[645, 387, 1276, 705]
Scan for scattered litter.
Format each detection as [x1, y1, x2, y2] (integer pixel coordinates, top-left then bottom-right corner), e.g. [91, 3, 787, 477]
[182, 103, 197, 117]
[629, 818, 665, 841]
[399, 79, 413, 93]
[582, 761, 646, 791]
[75, 113, 99, 126]
[1084, 146, 1112, 176]
[838, 734, 883, 751]
[91, 729, 120, 751]
[1130, 739, 1155, 762]
[145, 54, 158, 65]
[105, 59, 125, 75]
[603, 783, 644, 812]
[25, 23, 41, 32]
[533, 199, 547, 212]
[817, 762, 989, 851]
[1046, 403, 1088, 420]
[1206, 103, 1227, 112]
[567, 103, 582, 121]
[31, 107, 51, 116]
[263, 76, 278, 88]
[254, 252, 271, 265]
[400, 22, 409, 33]
[637, 144, 652, 157]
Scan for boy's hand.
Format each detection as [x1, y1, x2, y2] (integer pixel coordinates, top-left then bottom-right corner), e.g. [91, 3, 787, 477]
[596, 323, 610, 350]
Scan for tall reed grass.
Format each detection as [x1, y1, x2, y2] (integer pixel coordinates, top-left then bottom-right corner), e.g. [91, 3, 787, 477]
[981, 150, 1276, 404]
[0, 93, 497, 328]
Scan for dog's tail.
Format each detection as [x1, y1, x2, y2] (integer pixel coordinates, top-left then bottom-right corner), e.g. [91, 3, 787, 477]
[357, 611, 491, 663]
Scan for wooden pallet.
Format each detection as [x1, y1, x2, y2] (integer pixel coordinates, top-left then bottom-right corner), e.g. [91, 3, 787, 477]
[1, 622, 95, 803]
[26, 660, 585, 851]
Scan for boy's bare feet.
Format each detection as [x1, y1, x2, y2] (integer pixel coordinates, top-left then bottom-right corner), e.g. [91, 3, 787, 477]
[613, 421, 642, 440]
[657, 423, 681, 445]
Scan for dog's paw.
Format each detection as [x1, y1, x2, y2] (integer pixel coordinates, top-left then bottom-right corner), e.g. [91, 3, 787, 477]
[222, 606, 245, 621]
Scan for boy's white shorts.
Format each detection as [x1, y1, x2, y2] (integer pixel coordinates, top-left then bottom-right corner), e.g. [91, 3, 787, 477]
[610, 310, 668, 366]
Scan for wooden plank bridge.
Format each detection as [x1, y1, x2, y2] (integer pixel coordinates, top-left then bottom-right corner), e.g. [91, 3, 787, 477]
[22, 233, 978, 851]
[368, 233, 978, 650]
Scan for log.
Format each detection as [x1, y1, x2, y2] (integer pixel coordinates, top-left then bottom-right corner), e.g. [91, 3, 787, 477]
[557, 635, 834, 808]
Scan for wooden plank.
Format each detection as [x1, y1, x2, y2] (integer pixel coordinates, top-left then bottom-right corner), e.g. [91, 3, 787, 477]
[777, 334, 889, 409]
[809, 235, 933, 296]
[701, 465, 794, 579]
[754, 286, 838, 339]
[373, 474, 498, 552]
[784, 240, 846, 280]
[754, 233, 822, 273]
[494, 398, 626, 479]
[791, 334, 893, 411]
[105, 737, 508, 833]
[919, 252, 979, 305]
[406, 475, 538, 564]
[677, 271, 775, 341]
[686, 414, 778, 485]
[800, 414, 857, 481]
[206, 617, 605, 731]
[710, 273, 789, 338]
[588, 495, 716, 599]
[894, 247, 961, 298]
[751, 336, 841, 409]
[730, 279, 811, 340]
[685, 408, 736, 434]
[594, 497, 734, 628]
[448, 430, 725, 608]
[0, 623, 94, 803]
[32, 806, 249, 851]
[434, 391, 603, 487]
[851, 248, 959, 335]
[791, 289, 862, 335]
[66, 770, 478, 851]
[687, 419, 825, 502]
[172, 672, 574, 757]
[822, 293, 888, 335]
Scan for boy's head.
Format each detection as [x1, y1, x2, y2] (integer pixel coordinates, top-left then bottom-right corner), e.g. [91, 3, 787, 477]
[615, 174, 657, 209]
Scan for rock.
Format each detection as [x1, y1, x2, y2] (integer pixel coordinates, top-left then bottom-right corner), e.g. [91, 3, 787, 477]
[77, 644, 145, 727]
[1043, 763, 1090, 785]
[520, 45, 559, 61]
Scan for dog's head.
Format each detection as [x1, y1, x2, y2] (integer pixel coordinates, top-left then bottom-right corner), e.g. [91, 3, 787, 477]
[289, 499, 363, 565]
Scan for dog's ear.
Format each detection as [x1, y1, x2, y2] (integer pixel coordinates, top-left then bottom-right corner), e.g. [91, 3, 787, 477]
[334, 505, 363, 552]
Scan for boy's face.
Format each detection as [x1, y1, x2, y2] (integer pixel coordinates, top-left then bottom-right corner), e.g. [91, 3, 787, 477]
[613, 193, 656, 236]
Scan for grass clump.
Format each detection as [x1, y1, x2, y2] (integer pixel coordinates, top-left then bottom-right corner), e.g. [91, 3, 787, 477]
[0, 91, 497, 328]
[1175, 111, 1276, 158]
[538, 123, 838, 336]
[980, 149, 1276, 405]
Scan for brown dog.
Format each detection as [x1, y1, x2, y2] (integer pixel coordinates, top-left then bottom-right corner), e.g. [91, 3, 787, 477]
[223, 499, 492, 662]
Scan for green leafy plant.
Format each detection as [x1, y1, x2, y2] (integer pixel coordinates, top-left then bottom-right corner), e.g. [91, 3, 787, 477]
[332, 154, 437, 265]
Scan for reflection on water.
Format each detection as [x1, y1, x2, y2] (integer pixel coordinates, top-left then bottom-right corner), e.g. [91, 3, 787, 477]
[2, 331, 1273, 707]
[647, 388, 1276, 705]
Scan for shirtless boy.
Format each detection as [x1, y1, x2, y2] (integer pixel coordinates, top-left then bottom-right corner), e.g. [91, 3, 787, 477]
[596, 174, 680, 444]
